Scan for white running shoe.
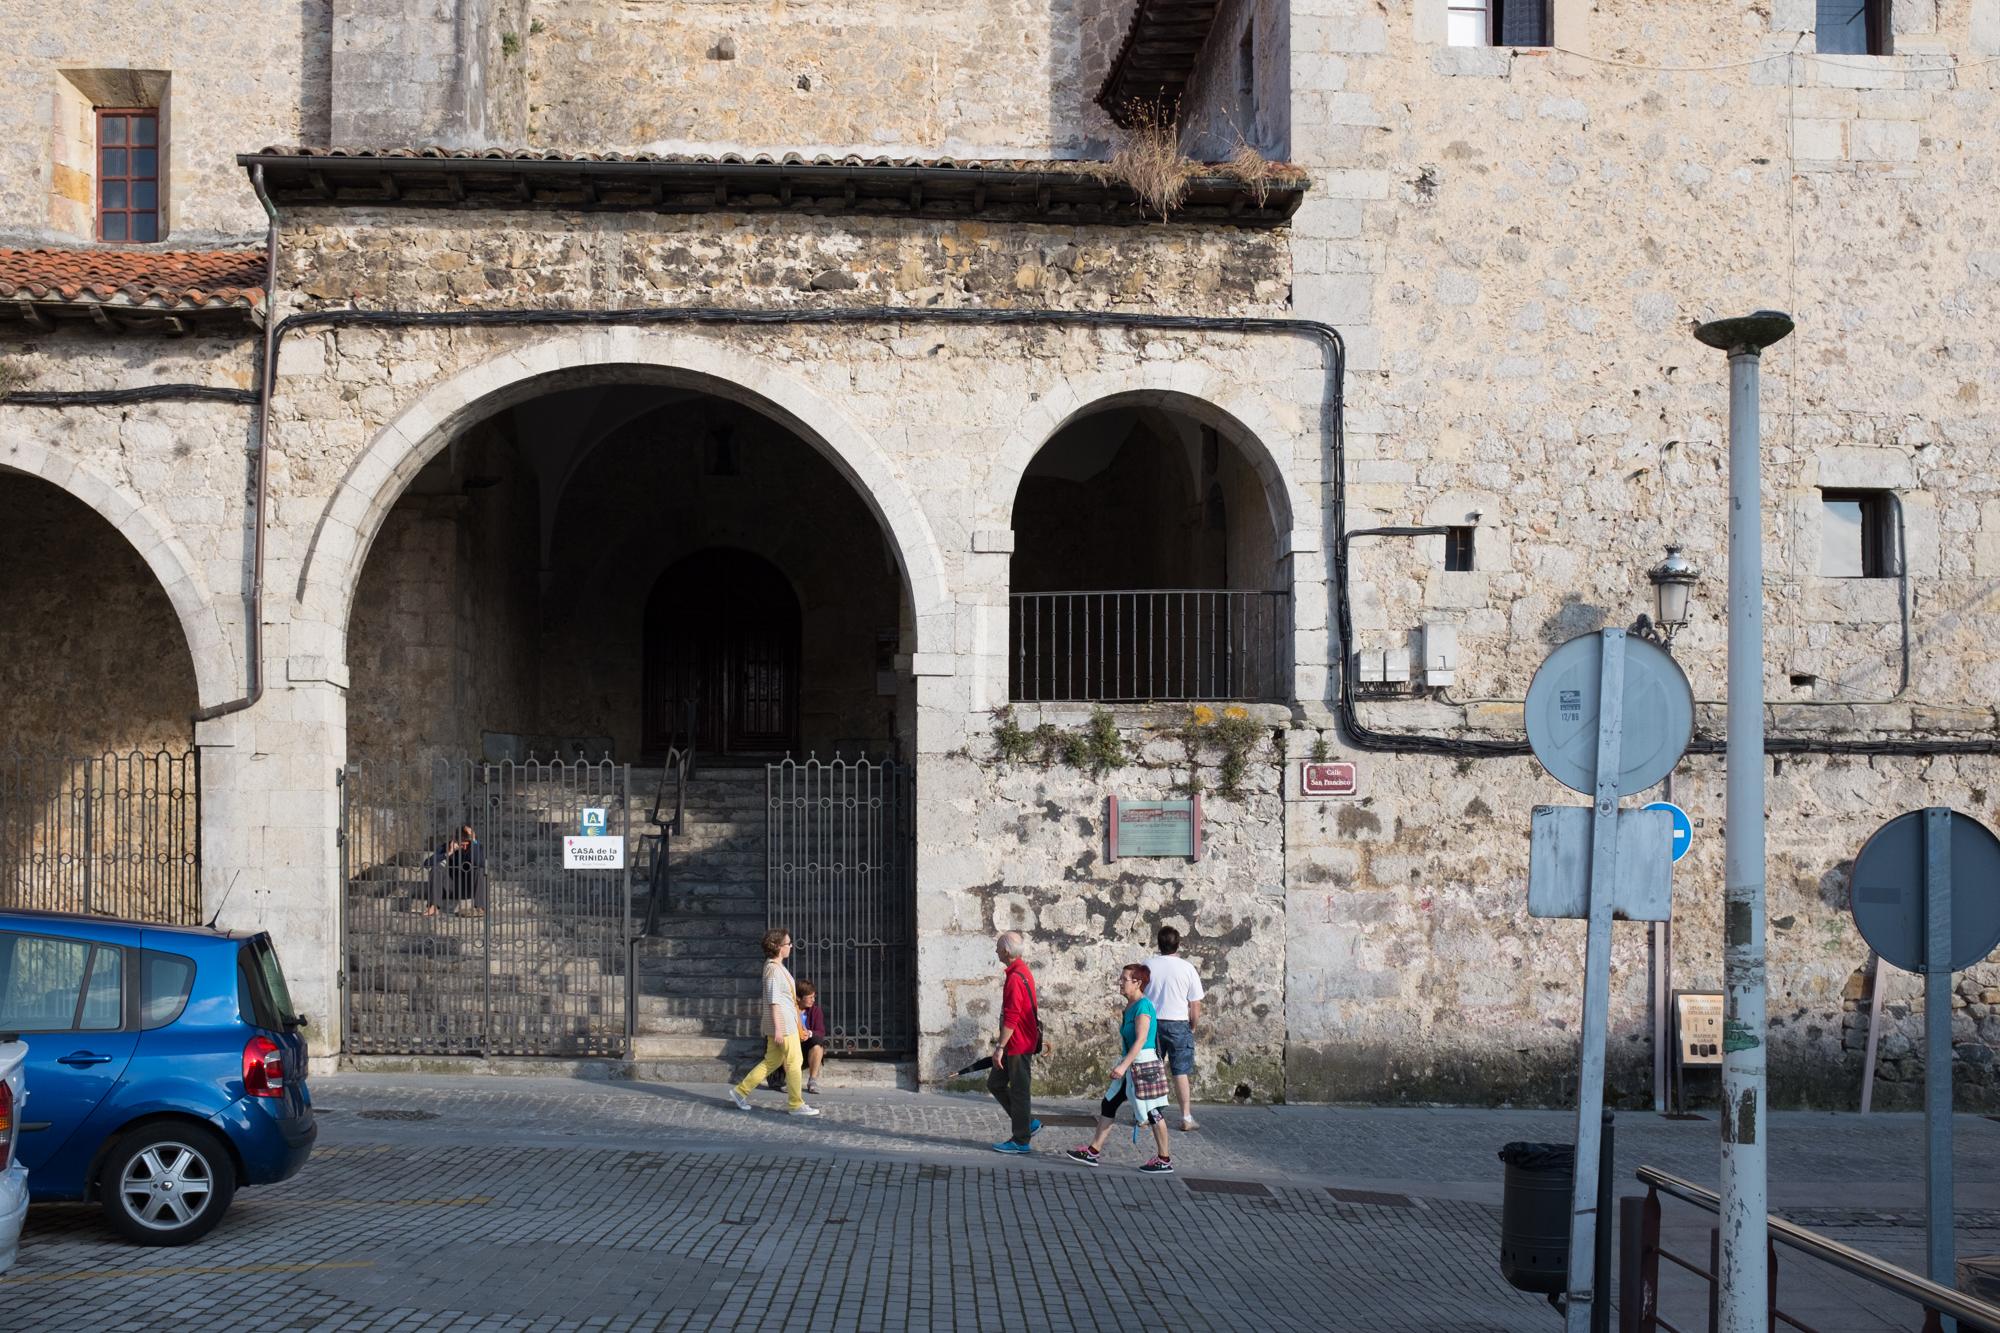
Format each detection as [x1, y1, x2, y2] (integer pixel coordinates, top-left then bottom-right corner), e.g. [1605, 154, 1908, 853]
[729, 1089, 752, 1111]
[789, 1104, 822, 1117]
[1181, 1116, 1200, 1132]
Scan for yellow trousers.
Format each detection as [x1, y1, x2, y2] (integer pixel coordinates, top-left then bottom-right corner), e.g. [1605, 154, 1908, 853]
[733, 1033, 804, 1109]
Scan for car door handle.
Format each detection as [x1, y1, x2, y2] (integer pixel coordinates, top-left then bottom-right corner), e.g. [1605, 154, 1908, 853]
[56, 1052, 114, 1067]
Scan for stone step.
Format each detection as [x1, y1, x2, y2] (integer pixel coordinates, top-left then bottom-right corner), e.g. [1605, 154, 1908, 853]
[629, 1033, 763, 1061]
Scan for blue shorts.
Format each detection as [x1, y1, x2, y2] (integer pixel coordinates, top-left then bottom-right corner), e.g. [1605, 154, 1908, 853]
[1155, 1019, 1195, 1076]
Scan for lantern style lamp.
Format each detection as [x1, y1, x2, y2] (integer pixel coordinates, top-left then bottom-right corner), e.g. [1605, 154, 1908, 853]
[1646, 544, 1698, 647]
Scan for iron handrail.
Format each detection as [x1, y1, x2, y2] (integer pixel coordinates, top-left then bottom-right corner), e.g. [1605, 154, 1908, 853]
[639, 744, 692, 938]
[1636, 1166, 2000, 1330]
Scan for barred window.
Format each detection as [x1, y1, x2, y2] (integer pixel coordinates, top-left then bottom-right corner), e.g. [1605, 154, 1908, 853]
[97, 109, 160, 243]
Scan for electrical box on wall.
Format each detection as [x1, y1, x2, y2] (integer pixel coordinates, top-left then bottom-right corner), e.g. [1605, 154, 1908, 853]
[1355, 646, 1413, 688]
[1420, 623, 1458, 687]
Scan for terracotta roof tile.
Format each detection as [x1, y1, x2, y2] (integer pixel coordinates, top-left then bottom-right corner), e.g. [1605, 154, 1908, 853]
[0, 247, 266, 313]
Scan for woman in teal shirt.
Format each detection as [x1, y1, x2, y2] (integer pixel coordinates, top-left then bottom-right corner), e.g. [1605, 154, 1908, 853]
[1065, 963, 1174, 1173]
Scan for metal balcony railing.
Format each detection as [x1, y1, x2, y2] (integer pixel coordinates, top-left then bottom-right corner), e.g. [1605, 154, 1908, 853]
[1008, 589, 1290, 703]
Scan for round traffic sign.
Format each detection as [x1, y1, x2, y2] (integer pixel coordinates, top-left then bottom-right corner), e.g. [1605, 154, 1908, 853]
[1850, 809, 2000, 973]
[1524, 632, 1693, 797]
[1644, 800, 1694, 863]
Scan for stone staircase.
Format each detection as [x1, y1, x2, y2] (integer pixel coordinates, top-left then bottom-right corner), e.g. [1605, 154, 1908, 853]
[631, 767, 774, 1080]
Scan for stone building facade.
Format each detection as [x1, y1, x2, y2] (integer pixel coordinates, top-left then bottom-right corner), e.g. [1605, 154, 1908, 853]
[2, 0, 1999, 1109]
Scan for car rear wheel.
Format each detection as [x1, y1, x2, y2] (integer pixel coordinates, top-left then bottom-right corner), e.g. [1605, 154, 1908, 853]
[99, 1123, 237, 1246]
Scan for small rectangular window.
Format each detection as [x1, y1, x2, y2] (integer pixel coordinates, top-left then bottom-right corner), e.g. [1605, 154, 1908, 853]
[97, 108, 160, 243]
[1820, 490, 1898, 578]
[1818, 0, 1889, 56]
[1447, 0, 1492, 46]
[1445, 526, 1476, 572]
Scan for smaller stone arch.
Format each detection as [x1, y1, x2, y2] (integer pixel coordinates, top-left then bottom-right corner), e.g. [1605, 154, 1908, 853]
[0, 439, 238, 708]
[985, 366, 1317, 559]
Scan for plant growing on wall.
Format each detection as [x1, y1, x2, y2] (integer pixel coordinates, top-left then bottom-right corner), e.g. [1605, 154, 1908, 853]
[0, 361, 28, 399]
[1180, 704, 1267, 800]
[990, 706, 1126, 776]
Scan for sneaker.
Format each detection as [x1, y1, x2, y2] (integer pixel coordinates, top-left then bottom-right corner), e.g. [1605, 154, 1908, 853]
[1180, 1116, 1200, 1132]
[1064, 1146, 1101, 1167]
[729, 1089, 752, 1112]
[789, 1104, 822, 1117]
[1028, 1118, 1043, 1138]
[1139, 1157, 1175, 1175]
[991, 1140, 1033, 1155]
[806, 1079, 821, 1095]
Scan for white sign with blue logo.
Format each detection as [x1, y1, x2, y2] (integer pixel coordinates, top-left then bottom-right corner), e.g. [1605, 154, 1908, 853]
[1643, 800, 1693, 863]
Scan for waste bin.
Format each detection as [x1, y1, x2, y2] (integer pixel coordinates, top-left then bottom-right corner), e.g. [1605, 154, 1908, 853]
[1498, 1141, 1574, 1294]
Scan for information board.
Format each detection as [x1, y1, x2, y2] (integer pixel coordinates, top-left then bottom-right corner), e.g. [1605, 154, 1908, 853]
[1108, 795, 1202, 862]
[563, 835, 626, 870]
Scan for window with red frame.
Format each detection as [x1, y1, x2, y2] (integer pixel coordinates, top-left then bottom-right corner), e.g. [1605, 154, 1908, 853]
[97, 109, 160, 242]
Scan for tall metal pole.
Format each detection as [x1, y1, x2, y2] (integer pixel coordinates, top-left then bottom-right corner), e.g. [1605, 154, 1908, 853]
[1652, 768, 1675, 1114]
[1695, 310, 1793, 1333]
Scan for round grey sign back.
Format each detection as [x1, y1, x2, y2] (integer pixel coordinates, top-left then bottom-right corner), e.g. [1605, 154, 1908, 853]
[1850, 809, 2000, 973]
[1524, 632, 1693, 797]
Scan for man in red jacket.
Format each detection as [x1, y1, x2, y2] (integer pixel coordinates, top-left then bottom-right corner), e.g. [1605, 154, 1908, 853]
[989, 931, 1043, 1154]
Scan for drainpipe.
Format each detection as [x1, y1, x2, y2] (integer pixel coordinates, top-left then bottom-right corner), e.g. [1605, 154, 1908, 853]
[191, 164, 278, 725]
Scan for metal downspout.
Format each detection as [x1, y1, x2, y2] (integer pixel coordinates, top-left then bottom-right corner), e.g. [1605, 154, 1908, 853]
[190, 164, 278, 725]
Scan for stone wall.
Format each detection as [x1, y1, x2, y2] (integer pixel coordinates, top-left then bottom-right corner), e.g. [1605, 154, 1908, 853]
[0, 474, 197, 752]
[929, 705, 1288, 1100]
[1269, 0, 2000, 1105]
[0, 0, 329, 243]
[516, 0, 1123, 158]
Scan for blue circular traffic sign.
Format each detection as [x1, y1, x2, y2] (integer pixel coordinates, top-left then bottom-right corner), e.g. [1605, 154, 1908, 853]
[1643, 801, 1693, 863]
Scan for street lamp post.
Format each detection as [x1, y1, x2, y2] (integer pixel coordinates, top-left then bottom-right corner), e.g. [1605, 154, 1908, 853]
[1635, 545, 1698, 1114]
[1694, 309, 1795, 1333]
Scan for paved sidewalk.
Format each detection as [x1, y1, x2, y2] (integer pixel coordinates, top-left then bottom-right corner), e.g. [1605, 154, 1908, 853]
[0, 1074, 1993, 1331]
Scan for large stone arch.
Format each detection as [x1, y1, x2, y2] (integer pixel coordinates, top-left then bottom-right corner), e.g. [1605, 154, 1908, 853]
[295, 328, 957, 665]
[0, 439, 238, 708]
[984, 366, 1318, 559]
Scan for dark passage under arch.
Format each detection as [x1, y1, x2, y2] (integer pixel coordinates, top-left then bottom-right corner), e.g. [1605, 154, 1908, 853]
[642, 548, 801, 758]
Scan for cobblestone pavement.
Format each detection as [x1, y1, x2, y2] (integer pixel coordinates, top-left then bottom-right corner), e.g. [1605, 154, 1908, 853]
[2, 1074, 1996, 1331]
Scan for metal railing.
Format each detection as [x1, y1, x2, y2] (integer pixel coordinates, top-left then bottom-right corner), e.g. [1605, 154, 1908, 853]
[768, 756, 916, 1055]
[340, 757, 633, 1058]
[0, 749, 201, 924]
[1009, 589, 1290, 703]
[639, 743, 693, 938]
[1621, 1166, 2000, 1332]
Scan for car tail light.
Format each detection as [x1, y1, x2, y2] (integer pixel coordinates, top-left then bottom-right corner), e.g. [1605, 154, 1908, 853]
[243, 1036, 285, 1097]
[0, 1082, 12, 1170]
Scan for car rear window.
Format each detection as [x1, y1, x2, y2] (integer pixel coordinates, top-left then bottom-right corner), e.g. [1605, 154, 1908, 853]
[238, 935, 297, 1029]
[78, 946, 123, 1030]
[140, 950, 196, 1029]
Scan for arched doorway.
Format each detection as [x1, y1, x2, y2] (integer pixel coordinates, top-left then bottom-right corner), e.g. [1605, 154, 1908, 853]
[642, 549, 802, 758]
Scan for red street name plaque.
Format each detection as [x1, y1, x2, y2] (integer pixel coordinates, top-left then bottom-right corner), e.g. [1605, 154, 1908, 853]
[1299, 761, 1358, 798]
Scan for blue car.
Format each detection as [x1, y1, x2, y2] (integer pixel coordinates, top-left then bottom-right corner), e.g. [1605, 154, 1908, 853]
[0, 911, 316, 1245]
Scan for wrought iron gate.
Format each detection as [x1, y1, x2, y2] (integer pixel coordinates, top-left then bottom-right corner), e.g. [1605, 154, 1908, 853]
[0, 750, 201, 923]
[767, 756, 916, 1055]
[341, 757, 633, 1057]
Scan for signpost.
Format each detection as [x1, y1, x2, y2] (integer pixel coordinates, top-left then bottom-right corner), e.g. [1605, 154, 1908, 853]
[1524, 627, 1692, 1332]
[1849, 807, 2000, 1326]
[1644, 801, 1693, 864]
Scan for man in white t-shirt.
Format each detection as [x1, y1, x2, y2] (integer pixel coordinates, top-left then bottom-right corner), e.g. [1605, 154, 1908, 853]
[1143, 925, 1205, 1132]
